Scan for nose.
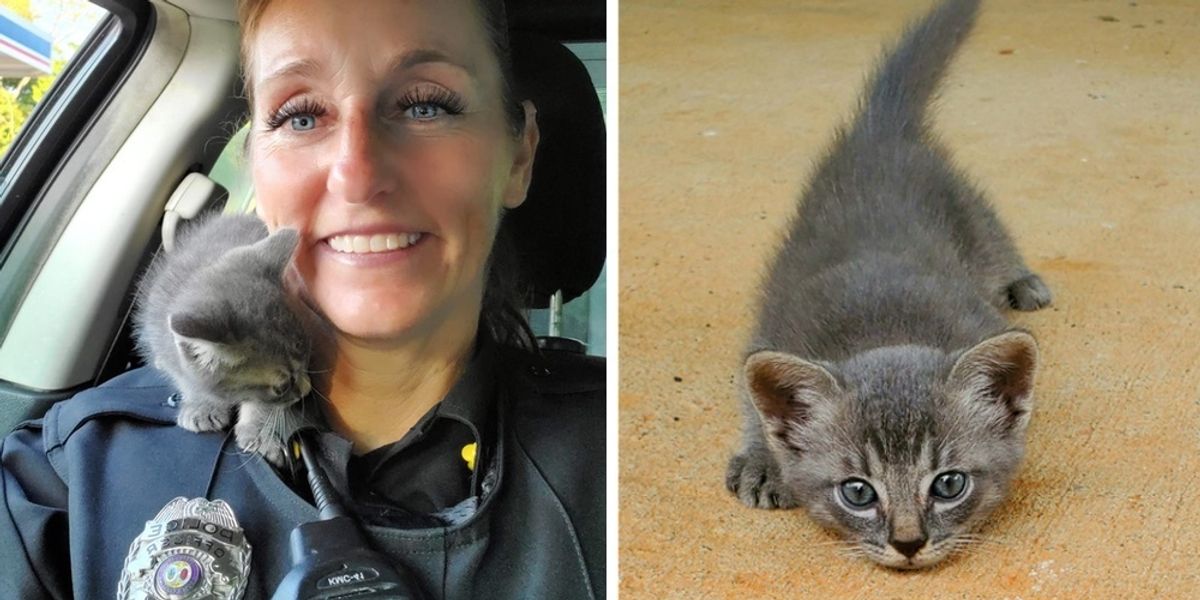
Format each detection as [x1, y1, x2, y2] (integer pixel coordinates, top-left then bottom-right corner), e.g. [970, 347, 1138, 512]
[890, 536, 928, 559]
[297, 372, 312, 398]
[327, 108, 395, 204]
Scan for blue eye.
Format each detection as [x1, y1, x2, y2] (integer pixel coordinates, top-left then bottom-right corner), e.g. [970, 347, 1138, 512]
[397, 88, 465, 122]
[838, 478, 877, 508]
[290, 114, 317, 131]
[407, 103, 443, 120]
[931, 471, 968, 500]
[265, 98, 326, 131]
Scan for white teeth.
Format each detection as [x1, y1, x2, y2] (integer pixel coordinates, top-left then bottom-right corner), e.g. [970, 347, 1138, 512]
[327, 233, 422, 254]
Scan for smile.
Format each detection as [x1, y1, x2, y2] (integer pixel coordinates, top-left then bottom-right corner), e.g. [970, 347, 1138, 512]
[326, 232, 424, 254]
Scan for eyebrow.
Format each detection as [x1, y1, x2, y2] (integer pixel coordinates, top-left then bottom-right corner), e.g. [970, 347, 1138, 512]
[388, 49, 473, 75]
[259, 48, 473, 89]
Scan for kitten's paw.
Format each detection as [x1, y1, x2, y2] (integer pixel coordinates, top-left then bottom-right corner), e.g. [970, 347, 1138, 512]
[235, 422, 289, 467]
[177, 402, 232, 432]
[725, 451, 798, 509]
[1007, 273, 1052, 311]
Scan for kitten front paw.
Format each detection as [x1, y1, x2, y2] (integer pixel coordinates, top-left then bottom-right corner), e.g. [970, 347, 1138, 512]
[1007, 273, 1052, 311]
[235, 421, 289, 467]
[725, 451, 798, 509]
[177, 401, 232, 432]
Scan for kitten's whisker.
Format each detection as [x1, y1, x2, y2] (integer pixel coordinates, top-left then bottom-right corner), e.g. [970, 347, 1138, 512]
[810, 538, 853, 548]
[955, 534, 1005, 547]
[310, 387, 334, 405]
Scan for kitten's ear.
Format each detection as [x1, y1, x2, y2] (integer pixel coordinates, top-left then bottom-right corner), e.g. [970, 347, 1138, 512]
[243, 228, 299, 278]
[948, 331, 1039, 436]
[263, 228, 300, 272]
[745, 351, 842, 443]
[169, 313, 242, 372]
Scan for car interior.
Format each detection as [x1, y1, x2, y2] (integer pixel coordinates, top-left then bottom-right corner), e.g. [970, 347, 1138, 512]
[0, 0, 606, 437]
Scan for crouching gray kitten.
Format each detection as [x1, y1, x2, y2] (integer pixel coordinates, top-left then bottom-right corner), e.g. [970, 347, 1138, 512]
[134, 213, 313, 467]
[725, 0, 1051, 570]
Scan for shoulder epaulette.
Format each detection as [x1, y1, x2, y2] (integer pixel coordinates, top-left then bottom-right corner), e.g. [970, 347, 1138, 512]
[45, 367, 180, 451]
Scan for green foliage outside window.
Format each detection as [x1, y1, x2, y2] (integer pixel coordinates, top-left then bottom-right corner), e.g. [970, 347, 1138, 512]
[1, 58, 65, 155]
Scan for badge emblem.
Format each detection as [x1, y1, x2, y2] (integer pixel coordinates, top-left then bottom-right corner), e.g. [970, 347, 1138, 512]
[118, 497, 252, 600]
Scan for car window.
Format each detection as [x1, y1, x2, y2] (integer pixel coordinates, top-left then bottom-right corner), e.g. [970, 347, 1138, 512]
[0, 1, 107, 159]
[208, 41, 608, 356]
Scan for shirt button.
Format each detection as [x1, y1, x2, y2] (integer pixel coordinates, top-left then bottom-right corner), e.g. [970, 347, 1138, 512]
[528, 365, 551, 377]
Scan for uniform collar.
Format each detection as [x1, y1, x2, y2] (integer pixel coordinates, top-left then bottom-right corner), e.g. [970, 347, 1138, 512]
[294, 333, 499, 495]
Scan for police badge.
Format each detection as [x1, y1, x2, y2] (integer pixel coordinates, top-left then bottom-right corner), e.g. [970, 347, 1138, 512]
[118, 497, 252, 600]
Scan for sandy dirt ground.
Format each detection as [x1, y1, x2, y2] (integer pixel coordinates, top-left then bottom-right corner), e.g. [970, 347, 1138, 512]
[618, 0, 1200, 597]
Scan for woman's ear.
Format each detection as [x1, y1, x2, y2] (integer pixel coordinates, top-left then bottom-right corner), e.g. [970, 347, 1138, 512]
[502, 100, 540, 209]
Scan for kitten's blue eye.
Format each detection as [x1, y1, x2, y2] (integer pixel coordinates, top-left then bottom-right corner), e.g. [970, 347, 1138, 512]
[931, 471, 967, 500]
[838, 478, 877, 508]
[290, 114, 317, 131]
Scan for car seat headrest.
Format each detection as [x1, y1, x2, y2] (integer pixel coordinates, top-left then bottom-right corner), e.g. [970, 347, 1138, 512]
[505, 31, 606, 308]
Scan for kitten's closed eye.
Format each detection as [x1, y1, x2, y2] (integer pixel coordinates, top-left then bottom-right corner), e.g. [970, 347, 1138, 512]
[271, 380, 292, 398]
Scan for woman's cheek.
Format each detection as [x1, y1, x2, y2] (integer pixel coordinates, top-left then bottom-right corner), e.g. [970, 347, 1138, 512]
[252, 143, 327, 231]
[407, 134, 507, 214]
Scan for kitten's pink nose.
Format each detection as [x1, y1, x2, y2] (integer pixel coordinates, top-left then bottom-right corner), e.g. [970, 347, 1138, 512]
[890, 536, 927, 558]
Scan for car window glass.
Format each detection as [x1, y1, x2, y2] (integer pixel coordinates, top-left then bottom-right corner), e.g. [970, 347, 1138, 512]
[0, 0, 107, 160]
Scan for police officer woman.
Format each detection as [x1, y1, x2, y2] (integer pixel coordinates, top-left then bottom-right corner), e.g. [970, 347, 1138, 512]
[0, 1, 604, 598]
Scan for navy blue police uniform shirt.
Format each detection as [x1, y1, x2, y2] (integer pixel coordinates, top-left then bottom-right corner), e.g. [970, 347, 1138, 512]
[304, 343, 496, 530]
[0, 338, 605, 599]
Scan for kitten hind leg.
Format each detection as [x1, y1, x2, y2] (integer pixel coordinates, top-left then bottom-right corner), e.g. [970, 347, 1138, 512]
[950, 189, 1052, 312]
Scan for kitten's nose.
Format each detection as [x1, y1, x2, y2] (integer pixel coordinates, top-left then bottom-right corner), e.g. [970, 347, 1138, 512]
[890, 536, 927, 558]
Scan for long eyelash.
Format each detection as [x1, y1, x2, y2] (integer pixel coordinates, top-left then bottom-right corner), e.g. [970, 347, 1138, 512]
[265, 98, 328, 130]
[397, 87, 466, 115]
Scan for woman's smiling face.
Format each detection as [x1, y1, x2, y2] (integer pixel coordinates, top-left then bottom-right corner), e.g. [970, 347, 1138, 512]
[247, 0, 535, 346]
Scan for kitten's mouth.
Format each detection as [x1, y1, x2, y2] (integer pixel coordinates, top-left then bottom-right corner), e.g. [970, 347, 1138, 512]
[867, 545, 949, 570]
[325, 232, 425, 254]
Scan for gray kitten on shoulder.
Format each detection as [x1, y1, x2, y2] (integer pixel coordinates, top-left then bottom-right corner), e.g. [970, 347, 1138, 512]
[726, 0, 1051, 569]
[134, 212, 314, 466]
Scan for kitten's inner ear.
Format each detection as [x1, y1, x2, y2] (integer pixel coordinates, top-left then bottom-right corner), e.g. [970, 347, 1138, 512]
[169, 313, 243, 372]
[948, 331, 1039, 434]
[745, 351, 841, 426]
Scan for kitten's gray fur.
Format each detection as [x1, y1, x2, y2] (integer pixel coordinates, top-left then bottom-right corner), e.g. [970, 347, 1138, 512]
[726, 0, 1050, 569]
[134, 213, 313, 466]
